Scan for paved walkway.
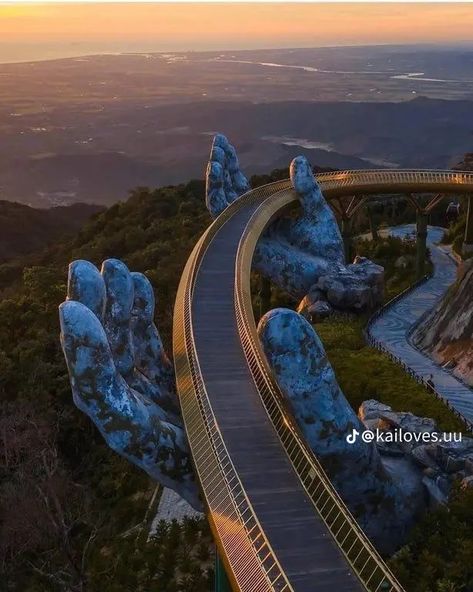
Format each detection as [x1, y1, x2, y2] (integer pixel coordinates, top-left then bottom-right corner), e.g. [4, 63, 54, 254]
[368, 224, 473, 426]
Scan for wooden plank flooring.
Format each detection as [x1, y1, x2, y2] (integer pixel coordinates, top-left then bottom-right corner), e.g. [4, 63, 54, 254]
[191, 203, 364, 592]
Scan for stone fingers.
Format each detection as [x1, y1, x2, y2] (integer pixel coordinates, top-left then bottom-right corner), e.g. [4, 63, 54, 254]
[59, 299, 199, 509]
[131, 272, 179, 414]
[205, 133, 250, 218]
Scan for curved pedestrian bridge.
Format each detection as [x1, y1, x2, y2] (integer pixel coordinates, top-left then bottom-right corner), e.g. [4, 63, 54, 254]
[173, 170, 473, 592]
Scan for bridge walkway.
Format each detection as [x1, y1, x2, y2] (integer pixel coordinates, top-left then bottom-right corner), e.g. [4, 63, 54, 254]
[192, 199, 362, 591]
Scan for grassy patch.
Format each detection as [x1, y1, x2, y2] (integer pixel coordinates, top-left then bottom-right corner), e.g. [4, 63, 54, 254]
[316, 315, 465, 433]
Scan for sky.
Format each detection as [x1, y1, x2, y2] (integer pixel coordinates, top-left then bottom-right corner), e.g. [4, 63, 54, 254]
[0, 2, 473, 63]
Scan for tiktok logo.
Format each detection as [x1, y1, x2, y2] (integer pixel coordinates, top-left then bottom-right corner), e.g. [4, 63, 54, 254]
[346, 429, 359, 444]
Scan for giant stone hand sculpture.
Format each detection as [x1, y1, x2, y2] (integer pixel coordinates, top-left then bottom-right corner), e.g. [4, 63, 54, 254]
[206, 134, 384, 310]
[59, 259, 200, 509]
[258, 308, 424, 553]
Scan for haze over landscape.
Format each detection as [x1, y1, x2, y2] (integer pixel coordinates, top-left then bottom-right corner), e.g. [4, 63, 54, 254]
[1, 43, 473, 207]
[0, 3, 471, 207]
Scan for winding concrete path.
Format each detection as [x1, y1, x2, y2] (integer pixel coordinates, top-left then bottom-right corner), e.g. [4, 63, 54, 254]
[368, 224, 473, 425]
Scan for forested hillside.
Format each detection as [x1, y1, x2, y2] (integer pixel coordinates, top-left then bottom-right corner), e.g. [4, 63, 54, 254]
[0, 201, 103, 263]
[0, 170, 472, 591]
[0, 180, 213, 591]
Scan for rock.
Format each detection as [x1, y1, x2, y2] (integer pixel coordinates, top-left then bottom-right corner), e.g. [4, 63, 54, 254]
[376, 440, 406, 457]
[362, 418, 382, 431]
[379, 411, 437, 434]
[317, 257, 384, 311]
[350, 256, 385, 303]
[411, 445, 439, 469]
[297, 286, 333, 320]
[465, 455, 473, 475]
[359, 399, 392, 421]
[422, 475, 448, 506]
[297, 286, 325, 313]
[412, 246, 473, 387]
[461, 475, 473, 489]
[307, 300, 332, 320]
[435, 438, 473, 473]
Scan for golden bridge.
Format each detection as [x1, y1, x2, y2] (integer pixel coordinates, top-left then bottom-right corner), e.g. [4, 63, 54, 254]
[173, 170, 473, 592]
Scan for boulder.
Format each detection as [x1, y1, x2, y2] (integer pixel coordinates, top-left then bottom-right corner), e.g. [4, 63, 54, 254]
[307, 300, 333, 320]
[422, 475, 448, 507]
[461, 475, 473, 489]
[411, 445, 439, 469]
[359, 399, 392, 421]
[317, 257, 384, 311]
[379, 411, 437, 434]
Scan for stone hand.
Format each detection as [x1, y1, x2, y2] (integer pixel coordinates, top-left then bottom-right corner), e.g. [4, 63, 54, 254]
[59, 259, 200, 509]
[258, 308, 423, 553]
[205, 133, 251, 218]
[206, 134, 383, 310]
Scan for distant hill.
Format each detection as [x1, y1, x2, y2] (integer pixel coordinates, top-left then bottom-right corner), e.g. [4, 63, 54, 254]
[0, 200, 104, 263]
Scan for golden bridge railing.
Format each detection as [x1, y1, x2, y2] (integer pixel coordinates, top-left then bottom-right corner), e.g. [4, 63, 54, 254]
[317, 169, 473, 198]
[173, 180, 294, 592]
[174, 169, 473, 592]
[234, 188, 405, 592]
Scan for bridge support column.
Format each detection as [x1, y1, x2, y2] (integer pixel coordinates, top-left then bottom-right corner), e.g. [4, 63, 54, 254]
[463, 194, 473, 257]
[215, 552, 232, 592]
[341, 218, 353, 262]
[416, 211, 428, 279]
[367, 204, 379, 242]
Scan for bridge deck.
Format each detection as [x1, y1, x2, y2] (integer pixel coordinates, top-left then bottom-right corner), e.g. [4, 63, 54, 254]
[191, 201, 363, 591]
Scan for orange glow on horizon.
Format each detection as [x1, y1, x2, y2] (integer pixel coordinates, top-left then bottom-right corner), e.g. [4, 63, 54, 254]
[0, 3, 472, 54]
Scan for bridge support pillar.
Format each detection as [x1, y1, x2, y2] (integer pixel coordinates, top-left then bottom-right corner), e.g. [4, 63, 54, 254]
[416, 211, 428, 279]
[215, 552, 232, 592]
[463, 194, 473, 257]
[341, 218, 353, 262]
[367, 204, 379, 242]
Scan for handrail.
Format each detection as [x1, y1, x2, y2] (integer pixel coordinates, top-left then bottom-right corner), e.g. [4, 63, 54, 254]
[173, 181, 294, 592]
[317, 169, 473, 199]
[174, 169, 473, 592]
[234, 189, 405, 592]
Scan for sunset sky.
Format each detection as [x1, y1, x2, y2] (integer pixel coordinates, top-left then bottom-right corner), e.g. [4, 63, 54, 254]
[1, 2, 473, 63]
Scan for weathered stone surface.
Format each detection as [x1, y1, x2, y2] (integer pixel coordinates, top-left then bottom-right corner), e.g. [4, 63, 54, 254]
[412, 251, 473, 387]
[410, 445, 439, 469]
[359, 399, 392, 421]
[60, 259, 200, 509]
[358, 398, 473, 506]
[307, 300, 332, 320]
[205, 134, 250, 218]
[296, 286, 325, 315]
[461, 475, 473, 489]
[205, 134, 384, 310]
[257, 308, 423, 553]
[315, 256, 384, 312]
[422, 475, 448, 506]
[379, 411, 438, 434]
